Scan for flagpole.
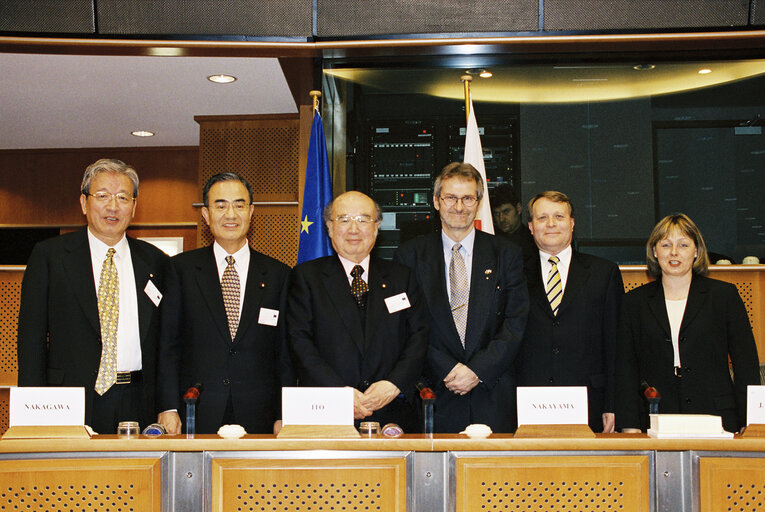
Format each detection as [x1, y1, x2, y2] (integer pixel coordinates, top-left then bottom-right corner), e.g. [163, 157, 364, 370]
[460, 75, 472, 124]
[309, 90, 321, 117]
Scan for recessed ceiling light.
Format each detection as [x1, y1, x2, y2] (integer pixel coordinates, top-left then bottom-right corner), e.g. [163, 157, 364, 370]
[633, 64, 655, 71]
[131, 130, 154, 137]
[698, 68, 712, 74]
[207, 74, 237, 84]
[479, 70, 493, 79]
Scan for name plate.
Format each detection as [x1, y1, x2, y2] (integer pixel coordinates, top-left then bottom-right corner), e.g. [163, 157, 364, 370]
[9, 387, 85, 427]
[747, 385, 765, 425]
[517, 386, 588, 426]
[282, 387, 353, 426]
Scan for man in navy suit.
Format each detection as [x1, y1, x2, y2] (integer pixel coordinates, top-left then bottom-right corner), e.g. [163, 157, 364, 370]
[17, 158, 168, 434]
[157, 173, 292, 434]
[395, 162, 529, 433]
[516, 191, 623, 433]
[287, 191, 428, 432]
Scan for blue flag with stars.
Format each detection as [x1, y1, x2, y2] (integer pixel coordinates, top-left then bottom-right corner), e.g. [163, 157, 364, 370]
[297, 110, 333, 264]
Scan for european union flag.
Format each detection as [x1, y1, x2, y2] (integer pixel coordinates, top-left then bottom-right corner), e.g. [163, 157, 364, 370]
[297, 110, 333, 264]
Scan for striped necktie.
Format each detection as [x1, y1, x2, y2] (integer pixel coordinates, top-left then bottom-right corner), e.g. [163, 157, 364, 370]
[221, 255, 240, 340]
[95, 248, 119, 395]
[546, 255, 562, 316]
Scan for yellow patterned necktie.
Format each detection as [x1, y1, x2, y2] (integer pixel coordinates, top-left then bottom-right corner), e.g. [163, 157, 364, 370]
[546, 255, 562, 316]
[95, 248, 119, 395]
[221, 255, 240, 340]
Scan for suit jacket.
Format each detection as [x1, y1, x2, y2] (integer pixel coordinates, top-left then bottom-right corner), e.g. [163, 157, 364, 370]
[394, 230, 529, 433]
[287, 255, 428, 431]
[615, 275, 760, 433]
[157, 245, 292, 434]
[17, 228, 168, 429]
[517, 250, 623, 431]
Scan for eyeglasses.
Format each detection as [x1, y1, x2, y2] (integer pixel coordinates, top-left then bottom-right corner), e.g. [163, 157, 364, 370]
[440, 194, 477, 208]
[333, 215, 376, 226]
[87, 192, 134, 205]
[210, 200, 250, 212]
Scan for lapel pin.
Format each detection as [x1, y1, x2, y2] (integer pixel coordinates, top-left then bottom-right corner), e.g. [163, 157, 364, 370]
[260, 283, 266, 288]
[149, 273, 154, 278]
[485, 268, 493, 279]
[381, 283, 387, 289]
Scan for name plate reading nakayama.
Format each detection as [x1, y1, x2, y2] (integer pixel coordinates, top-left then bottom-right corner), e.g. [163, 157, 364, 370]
[517, 386, 588, 426]
[282, 387, 354, 426]
[747, 385, 765, 425]
[9, 387, 85, 427]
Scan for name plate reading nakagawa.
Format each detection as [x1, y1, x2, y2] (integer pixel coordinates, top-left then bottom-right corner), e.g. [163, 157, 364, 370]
[517, 386, 588, 426]
[9, 387, 85, 427]
[282, 387, 353, 426]
[747, 385, 765, 425]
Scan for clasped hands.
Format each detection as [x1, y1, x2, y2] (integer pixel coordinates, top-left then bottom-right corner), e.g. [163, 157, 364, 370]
[352, 380, 400, 420]
[444, 363, 479, 395]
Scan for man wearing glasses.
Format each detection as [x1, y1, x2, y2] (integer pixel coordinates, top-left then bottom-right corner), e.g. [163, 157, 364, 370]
[17, 158, 169, 434]
[287, 191, 428, 432]
[157, 172, 292, 434]
[395, 162, 529, 433]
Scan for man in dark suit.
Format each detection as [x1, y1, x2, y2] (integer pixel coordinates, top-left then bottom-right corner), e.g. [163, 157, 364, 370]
[395, 162, 529, 433]
[157, 173, 292, 434]
[490, 184, 536, 260]
[17, 158, 168, 434]
[287, 191, 428, 432]
[517, 190, 623, 432]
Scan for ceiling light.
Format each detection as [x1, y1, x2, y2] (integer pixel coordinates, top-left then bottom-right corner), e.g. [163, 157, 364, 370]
[698, 68, 712, 74]
[207, 74, 237, 84]
[479, 70, 493, 79]
[633, 64, 655, 71]
[131, 130, 154, 137]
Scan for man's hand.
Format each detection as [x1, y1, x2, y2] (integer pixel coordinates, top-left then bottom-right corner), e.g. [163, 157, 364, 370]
[158, 410, 181, 435]
[273, 419, 283, 435]
[443, 363, 480, 395]
[361, 380, 400, 412]
[351, 387, 373, 420]
[602, 412, 615, 433]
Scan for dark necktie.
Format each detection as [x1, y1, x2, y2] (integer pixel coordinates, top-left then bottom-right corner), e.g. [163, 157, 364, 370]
[350, 265, 369, 309]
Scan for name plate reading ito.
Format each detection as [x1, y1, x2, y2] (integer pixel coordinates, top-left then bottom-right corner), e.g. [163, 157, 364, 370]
[517, 386, 588, 426]
[747, 385, 765, 425]
[9, 387, 85, 427]
[282, 387, 354, 426]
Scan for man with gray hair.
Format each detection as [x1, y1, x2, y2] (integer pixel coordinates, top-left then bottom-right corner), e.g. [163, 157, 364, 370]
[17, 158, 168, 434]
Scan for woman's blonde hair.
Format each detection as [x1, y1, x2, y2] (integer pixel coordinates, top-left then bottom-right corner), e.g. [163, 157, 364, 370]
[646, 213, 709, 278]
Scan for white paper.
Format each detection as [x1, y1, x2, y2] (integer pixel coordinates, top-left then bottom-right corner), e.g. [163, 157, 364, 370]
[144, 279, 162, 307]
[258, 307, 279, 326]
[384, 292, 411, 314]
[282, 387, 353, 426]
[9, 387, 85, 427]
[747, 385, 765, 425]
[517, 386, 588, 426]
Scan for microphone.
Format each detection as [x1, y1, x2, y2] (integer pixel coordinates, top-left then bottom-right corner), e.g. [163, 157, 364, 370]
[183, 382, 203, 437]
[183, 382, 203, 401]
[640, 381, 660, 415]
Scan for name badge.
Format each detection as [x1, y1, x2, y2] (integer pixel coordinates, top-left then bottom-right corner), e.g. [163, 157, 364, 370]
[282, 387, 353, 426]
[10, 387, 85, 427]
[384, 292, 411, 314]
[747, 385, 765, 425]
[258, 307, 279, 326]
[517, 386, 589, 426]
[144, 280, 162, 307]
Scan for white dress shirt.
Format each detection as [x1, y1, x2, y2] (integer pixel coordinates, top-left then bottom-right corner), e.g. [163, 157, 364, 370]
[338, 254, 370, 286]
[442, 228, 475, 298]
[538, 244, 573, 293]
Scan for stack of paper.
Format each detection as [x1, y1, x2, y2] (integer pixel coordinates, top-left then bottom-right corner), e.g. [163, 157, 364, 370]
[647, 414, 733, 438]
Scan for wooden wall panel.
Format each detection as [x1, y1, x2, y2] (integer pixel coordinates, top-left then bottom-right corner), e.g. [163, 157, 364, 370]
[699, 456, 765, 512]
[0, 147, 199, 226]
[0, 269, 22, 387]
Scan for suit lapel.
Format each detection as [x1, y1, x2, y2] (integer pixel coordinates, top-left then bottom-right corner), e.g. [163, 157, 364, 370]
[234, 249, 267, 344]
[322, 257, 365, 351]
[646, 281, 671, 339]
[680, 276, 708, 335]
[558, 251, 589, 315]
[127, 237, 155, 344]
[63, 229, 101, 337]
[525, 253, 554, 319]
[365, 258, 388, 351]
[194, 246, 232, 343]
[464, 232, 496, 358]
[422, 234, 463, 350]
